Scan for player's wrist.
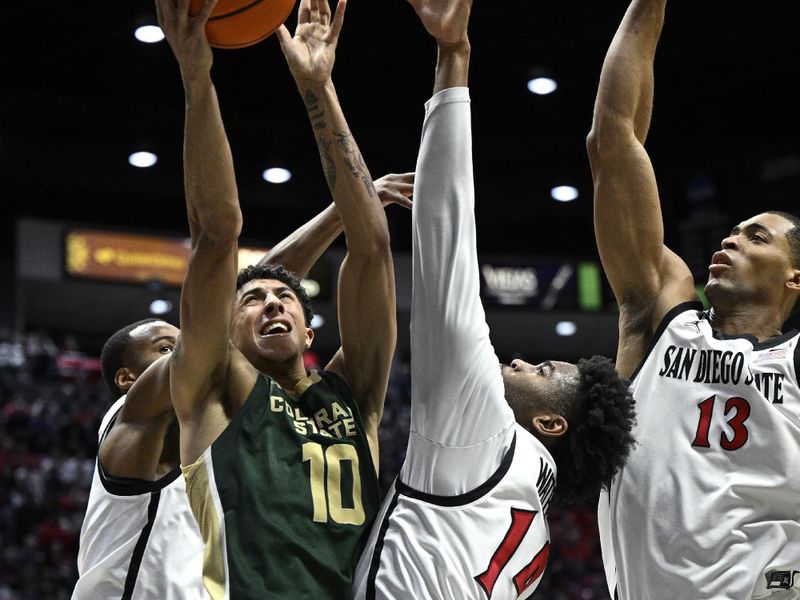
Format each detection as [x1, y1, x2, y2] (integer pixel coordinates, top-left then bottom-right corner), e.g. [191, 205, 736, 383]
[295, 77, 335, 102]
[436, 39, 471, 56]
[181, 71, 215, 99]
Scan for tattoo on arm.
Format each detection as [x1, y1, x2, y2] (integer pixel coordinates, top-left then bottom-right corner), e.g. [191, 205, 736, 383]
[319, 138, 336, 189]
[333, 131, 377, 195]
[304, 91, 374, 195]
[305, 90, 335, 187]
[304, 90, 326, 130]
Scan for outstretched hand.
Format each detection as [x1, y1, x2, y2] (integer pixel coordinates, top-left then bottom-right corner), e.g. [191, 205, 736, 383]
[277, 0, 346, 86]
[155, 0, 217, 80]
[376, 172, 414, 209]
[407, 0, 471, 46]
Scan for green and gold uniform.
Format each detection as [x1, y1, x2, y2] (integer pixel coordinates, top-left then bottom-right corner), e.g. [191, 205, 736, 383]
[183, 370, 380, 599]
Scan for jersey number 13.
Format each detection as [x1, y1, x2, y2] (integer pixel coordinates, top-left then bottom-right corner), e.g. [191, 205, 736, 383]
[691, 395, 751, 451]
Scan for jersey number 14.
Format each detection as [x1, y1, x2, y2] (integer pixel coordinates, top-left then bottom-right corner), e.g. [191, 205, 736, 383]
[474, 508, 549, 599]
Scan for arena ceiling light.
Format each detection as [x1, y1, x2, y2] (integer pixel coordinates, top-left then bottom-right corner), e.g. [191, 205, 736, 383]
[134, 25, 165, 43]
[300, 279, 321, 298]
[149, 299, 172, 315]
[555, 321, 577, 337]
[262, 167, 292, 184]
[129, 151, 158, 168]
[550, 185, 579, 202]
[527, 77, 558, 95]
[310, 315, 325, 330]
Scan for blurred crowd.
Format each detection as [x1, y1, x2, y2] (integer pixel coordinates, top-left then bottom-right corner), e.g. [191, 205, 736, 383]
[0, 330, 610, 600]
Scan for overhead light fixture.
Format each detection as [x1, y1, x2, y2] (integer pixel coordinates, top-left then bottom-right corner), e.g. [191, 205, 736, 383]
[262, 167, 292, 184]
[310, 315, 325, 329]
[134, 25, 165, 43]
[555, 321, 577, 337]
[300, 279, 321, 298]
[527, 77, 557, 95]
[129, 151, 158, 168]
[149, 299, 172, 315]
[550, 185, 579, 202]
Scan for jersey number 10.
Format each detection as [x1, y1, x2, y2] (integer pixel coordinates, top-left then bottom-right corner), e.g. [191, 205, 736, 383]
[303, 442, 365, 525]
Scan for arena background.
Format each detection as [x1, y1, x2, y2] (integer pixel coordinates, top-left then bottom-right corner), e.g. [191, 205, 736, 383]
[2, 1, 800, 598]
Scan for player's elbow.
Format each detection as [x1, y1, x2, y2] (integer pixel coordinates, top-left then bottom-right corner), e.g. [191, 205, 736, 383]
[586, 111, 635, 165]
[347, 222, 392, 258]
[193, 203, 243, 244]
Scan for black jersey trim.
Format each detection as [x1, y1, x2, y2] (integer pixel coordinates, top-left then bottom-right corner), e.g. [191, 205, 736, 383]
[365, 488, 401, 600]
[98, 461, 182, 496]
[795, 340, 800, 377]
[628, 301, 704, 383]
[99, 402, 123, 446]
[394, 434, 517, 507]
[121, 489, 161, 600]
[707, 316, 800, 350]
[96, 401, 182, 496]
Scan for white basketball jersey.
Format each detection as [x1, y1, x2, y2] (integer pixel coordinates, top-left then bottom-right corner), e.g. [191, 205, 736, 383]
[599, 303, 800, 599]
[73, 397, 206, 600]
[353, 425, 556, 600]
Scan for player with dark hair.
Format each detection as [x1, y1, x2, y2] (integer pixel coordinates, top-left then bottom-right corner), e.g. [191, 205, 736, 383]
[74, 187, 410, 600]
[99, 317, 164, 396]
[74, 318, 206, 599]
[156, 0, 397, 596]
[769, 211, 800, 274]
[353, 1, 635, 597]
[536, 355, 636, 505]
[587, 1, 800, 598]
[235, 263, 314, 325]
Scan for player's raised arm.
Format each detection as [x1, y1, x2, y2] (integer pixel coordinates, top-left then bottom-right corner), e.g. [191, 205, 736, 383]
[586, 0, 696, 373]
[409, 0, 471, 92]
[258, 173, 413, 276]
[401, 0, 514, 486]
[276, 0, 397, 460]
[406, 0, 483, 376]
[156, 0, 245, 461]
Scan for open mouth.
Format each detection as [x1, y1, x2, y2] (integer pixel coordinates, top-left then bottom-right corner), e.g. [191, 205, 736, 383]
[260, 321, 291, 337]
[710, 252, 732, 266]
[709, 252, 732, 273]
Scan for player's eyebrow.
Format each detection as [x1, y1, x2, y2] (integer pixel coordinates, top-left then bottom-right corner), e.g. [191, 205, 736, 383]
[239, 286, 265, 301]
[272, 285, 295, 296]
[151, 335, 176, 345]
[729, 222, 771, 237]
[239, 284, 296, 303]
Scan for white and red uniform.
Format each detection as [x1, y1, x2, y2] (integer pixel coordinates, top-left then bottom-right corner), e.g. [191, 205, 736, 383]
[353, 88, 555, 600]
[73, 397, 205, 600]
[599, 304, 800, 599]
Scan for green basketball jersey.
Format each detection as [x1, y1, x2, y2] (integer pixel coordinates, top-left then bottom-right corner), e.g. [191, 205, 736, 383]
[183, 370, 380, 599]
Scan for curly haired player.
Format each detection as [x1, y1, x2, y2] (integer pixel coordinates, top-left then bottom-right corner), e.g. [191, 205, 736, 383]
[352, 1, 636, 597]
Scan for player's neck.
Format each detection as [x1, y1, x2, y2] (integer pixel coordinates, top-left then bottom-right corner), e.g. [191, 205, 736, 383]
[708, 305, 785, 342]
[262, 360, 309, 395]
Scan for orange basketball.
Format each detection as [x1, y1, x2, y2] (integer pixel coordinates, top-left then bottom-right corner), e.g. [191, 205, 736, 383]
[190, 0, 297, 49]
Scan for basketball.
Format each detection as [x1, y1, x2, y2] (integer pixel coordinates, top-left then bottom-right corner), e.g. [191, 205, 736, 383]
[190, 0, 298, 49]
